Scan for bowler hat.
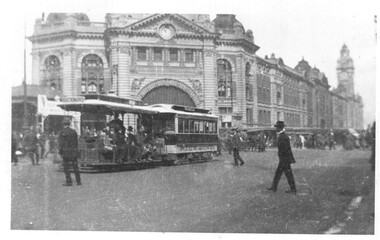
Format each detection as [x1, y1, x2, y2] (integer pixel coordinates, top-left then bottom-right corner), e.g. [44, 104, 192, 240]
[128, 126, 133, 131]
[274, 121, 285, 128]
[62, 117, 71, 125]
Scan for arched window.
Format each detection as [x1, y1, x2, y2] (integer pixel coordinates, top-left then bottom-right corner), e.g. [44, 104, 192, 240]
[217, 59, 233, 97]
[44, 55, 61, 91]
[81, 54, 104, 94]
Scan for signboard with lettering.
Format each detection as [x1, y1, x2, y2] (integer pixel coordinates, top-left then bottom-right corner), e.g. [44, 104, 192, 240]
[61, 96, 85, 103]
[166, 144, 217, 154]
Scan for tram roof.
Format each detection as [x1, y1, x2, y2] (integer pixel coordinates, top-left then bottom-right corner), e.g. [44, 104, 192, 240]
[57, 99, 159, 115]
[146, 104, 219, 119]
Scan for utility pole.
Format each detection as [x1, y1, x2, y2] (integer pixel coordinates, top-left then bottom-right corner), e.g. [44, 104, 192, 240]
[22, 16, 29, 131]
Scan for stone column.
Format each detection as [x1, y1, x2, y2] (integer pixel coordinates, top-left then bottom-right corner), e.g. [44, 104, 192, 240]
[117, 46, 132, 99]
[31, 52, 40, 85]
[110, 46, 118, 93]
[236, 55, 246, 124]
[202, 47, 217, 114]
[62, 48, 74, 97]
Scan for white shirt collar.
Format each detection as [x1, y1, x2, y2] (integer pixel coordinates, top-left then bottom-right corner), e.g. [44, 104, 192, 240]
[277, 129, 285, 135]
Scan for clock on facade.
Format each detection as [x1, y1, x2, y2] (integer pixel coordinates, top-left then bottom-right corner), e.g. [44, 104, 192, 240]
[158, 24, 175, 40]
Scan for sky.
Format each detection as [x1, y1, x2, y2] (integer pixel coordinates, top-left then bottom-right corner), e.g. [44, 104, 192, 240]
[2, 0, 378, 127]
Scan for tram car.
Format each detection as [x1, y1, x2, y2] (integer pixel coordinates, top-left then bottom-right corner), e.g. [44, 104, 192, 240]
[57, 94, 219, 172]
[143, 104, 219, 164]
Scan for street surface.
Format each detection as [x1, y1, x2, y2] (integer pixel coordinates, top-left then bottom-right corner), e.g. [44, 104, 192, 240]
[11, 147, 374, 234]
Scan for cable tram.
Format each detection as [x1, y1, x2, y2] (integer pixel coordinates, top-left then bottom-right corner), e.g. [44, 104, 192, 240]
[57, 94, 219, 172]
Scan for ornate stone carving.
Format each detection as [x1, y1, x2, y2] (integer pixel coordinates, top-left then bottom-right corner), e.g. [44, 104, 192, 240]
[132, 77, 146, 90]
[189, 79, 202, 92]
[119, 47, 131, 55]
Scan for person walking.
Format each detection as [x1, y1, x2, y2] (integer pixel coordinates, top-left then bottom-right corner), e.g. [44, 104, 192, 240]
[231, 128, 245, 166]
[328, 129, 336, 150]
[267, 121, 297, 193]
[12, 131, 20, 166]
[22, 127, 40, 165]
[59, 118, 81, 186]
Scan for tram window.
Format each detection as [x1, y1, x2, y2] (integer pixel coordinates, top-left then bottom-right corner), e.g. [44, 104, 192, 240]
[178, 118, 184, 133]
[189, 120, 195, 133]
[194, 121, 200, 133]
[212, 122, 217, 133]
[184, 119, 189, 133]
[205, 122, 209, 133]
[199, 121, 204, 133]
[166, 119, 175, 132]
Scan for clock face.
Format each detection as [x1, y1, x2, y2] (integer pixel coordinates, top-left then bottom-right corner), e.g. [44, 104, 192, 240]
[159, 25, 174, 40]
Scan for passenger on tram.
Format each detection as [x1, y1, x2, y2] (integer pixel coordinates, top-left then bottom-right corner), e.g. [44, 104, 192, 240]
[108, 114, 125, 135]
[126, 126, 138, 161]
[107, 116, 126, 163]
[136, 126, 154, 161]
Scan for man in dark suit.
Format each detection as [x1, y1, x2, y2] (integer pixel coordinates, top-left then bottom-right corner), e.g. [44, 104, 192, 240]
[22, 127, 40, 165]
[231, 128, 245, 166]
[267, 121, 297, 193]
[59, 118, 81, 186]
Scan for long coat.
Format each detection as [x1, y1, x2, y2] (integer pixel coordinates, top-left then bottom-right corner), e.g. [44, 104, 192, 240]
[22, 131, 38, 151]
[59, 127, 79, 159]
[277, 131, 295, 164]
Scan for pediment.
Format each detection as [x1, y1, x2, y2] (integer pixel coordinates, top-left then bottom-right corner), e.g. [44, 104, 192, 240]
[111, 14, 217, 38]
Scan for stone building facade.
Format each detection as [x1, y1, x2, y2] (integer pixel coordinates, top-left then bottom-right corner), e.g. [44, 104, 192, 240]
[28, 13, 364, 130]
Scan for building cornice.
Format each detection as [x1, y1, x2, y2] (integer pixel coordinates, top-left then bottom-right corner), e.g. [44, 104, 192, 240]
[28, 31, 104, 43]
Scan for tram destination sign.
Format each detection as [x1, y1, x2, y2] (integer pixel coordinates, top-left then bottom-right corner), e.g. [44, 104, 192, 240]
[61, 96, 86, 103]
[176, 144, 217, 153]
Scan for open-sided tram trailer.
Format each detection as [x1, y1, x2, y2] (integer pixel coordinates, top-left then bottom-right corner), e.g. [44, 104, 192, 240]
[58, 94, 219, 172]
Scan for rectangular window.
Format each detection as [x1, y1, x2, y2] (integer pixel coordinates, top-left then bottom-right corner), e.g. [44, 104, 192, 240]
[218, 107, 232, 114]
[189, 120, 195, 133]
[199, 121, 204, 133]
[194, 121, 200, 133]
[169, 48, 179, 61]
[178, 118, 184, 133]
[212, 122, 217, 133]
[153, 48, 163, 61]
[184, 119, 189, 133]
[166, 119, 175, 132]
[184, 49, 194, 62]
[137, 47, 147, 61]
[205, 122, 209, 133]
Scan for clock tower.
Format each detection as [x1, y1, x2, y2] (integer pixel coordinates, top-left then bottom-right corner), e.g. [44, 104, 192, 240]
[337, 44, 355, 96]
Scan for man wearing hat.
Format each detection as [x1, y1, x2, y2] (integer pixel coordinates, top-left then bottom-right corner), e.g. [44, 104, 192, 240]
[231, 128, 245, 166]
[267, 121, 297, 193]
[59, 117, 81, 186]
[126, 126, 138, 161]
[22, 127, 40, 165]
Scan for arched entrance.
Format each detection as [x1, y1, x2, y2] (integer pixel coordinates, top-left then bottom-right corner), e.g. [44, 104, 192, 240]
[141, 86, 195, 107]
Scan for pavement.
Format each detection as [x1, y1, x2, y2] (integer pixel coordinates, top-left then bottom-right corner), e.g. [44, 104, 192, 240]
[9, 147, 375, 235]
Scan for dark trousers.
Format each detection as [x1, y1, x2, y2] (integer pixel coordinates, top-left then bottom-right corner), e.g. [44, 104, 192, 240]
[271, 161, 296, 190]
[63, 157, 81, 184]
[26, 147, 39, 165]
[233, 148, 244, 165]
[114, 145, 125, 162]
